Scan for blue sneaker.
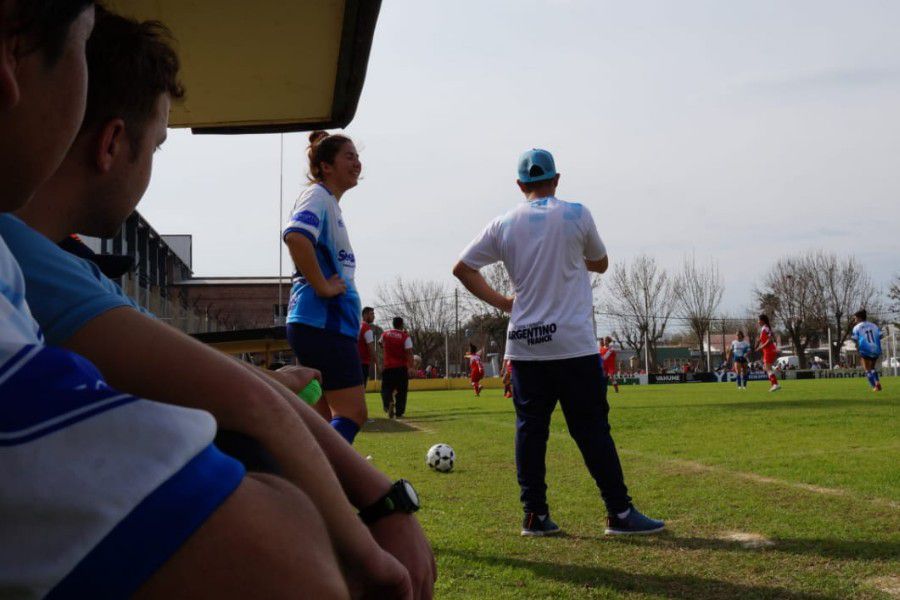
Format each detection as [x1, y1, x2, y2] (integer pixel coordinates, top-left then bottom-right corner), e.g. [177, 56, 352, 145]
[521, 512, 562, 537]
[604, 507, 664, 535]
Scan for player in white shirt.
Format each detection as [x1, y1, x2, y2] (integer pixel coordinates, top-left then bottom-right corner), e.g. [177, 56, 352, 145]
[453, 148, 663, 537]
[728, 331, 752, 389]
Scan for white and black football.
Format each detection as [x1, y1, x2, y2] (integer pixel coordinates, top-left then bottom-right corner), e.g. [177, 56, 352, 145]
[426, 443, 455, 473]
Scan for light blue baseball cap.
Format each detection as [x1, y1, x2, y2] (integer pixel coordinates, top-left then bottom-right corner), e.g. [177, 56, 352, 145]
[517, 148, 557, 183]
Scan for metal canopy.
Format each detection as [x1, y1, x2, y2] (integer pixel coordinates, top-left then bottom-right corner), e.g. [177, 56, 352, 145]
[105, 0, 381, 134]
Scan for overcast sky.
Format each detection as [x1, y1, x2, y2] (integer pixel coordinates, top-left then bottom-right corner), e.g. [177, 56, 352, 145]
[141, 0, 899, 330]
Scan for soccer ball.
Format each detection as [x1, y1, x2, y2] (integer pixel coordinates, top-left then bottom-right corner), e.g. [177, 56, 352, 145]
[426, 443, 455, 473]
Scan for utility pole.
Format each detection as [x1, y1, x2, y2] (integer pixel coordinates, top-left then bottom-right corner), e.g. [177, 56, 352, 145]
[444, 330, 450, 382]
[892, 326, 898, 376]
[706, 328, 711, 373]
[643, 329, 650, 374]
[454, 288, 460, 376]
[277, 133, 284, 325]
[827, 326, 833, 369]
[721, 319, 726, 369]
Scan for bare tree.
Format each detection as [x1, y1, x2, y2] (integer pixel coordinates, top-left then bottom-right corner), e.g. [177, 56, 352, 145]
[740, 312, 761, 363]
[461, 263, 512, 360]
[674, 255, 724, 370]
[888, 275, 900, 325]
[755, 256, 823, 368]
[604, 255, 676, 371]
[376, 278, 455, 370]
[807, 251, 880, 362]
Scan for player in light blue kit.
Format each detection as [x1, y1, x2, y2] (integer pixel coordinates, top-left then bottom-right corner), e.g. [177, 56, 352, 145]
[283, 131, 367, 443]
[728, 331, 752, 389]
[851, 309, 883, 392]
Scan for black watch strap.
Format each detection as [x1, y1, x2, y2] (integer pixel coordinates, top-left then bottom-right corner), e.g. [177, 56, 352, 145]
[358, 480, 419, 525]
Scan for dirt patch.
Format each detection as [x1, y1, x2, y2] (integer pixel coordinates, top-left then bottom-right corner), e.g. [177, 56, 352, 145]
[866, 576, 900, 598]
[719, 531, 775, 549]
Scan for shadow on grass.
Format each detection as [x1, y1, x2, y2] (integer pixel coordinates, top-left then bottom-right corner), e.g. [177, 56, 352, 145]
[408, 409, 513, 423]
[438, 548, 837, 599]
[602, 532, 900, 562]
[362, 418, 421, 434]
[702, 398, 894, 411]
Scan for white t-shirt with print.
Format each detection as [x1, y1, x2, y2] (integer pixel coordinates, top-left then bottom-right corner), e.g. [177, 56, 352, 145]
[459, 196, 606, 361]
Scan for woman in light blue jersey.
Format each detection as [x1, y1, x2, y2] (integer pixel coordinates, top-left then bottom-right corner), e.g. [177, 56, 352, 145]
[282, 131, 366, 444]
[728, 330, 751, 390]
[851, 309, 884, 392]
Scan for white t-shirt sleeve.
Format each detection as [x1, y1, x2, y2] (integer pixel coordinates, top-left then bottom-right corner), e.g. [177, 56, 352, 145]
[581, 207, 607, 261]
[404, 336, 413, 350]
[283, 187, 328, 243]
[364, 329, 374, 344]
[458, 218, 502, 270]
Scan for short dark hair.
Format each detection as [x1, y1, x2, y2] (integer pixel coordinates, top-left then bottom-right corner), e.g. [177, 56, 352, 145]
[80, 5, 184, 146]
[854, 309, 867, 322]
[8, 0, 93, 64]
[392, 317, 404, 329]
[362, 306, 374, 316]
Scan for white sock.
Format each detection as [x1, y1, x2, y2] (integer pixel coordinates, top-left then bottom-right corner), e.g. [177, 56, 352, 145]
[616, 508, 631, 519]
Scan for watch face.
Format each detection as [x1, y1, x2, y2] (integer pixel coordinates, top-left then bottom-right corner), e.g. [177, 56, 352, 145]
[402, 480, 420, 508]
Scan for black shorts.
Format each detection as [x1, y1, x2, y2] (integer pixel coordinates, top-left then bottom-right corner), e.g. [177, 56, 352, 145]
[733, 356, 748, 365]
[286, 323, 364, 391]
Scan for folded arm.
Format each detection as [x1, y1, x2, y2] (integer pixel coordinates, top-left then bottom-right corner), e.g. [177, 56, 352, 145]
[62, 307, 422, 592]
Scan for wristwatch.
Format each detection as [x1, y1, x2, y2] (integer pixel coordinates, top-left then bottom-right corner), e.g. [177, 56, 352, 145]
[358, 479, 420, 524]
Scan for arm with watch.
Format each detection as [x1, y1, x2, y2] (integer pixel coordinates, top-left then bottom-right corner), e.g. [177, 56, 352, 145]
[242, 362, 436, 599]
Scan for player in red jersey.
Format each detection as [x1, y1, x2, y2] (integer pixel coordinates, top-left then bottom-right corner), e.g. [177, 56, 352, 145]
[501, 359, 513, 398]
[379, 317, 414, 418]
[755, 314, 781, 392]
[468, 344, 485, 396]
[599, 336, 619, 393]
[357, 306, 376, 383]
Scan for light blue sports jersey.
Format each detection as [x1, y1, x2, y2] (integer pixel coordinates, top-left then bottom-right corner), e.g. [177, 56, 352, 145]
[282, 184, 360, 339]
[731, 339, 751, 359]
[852, 321, 882, 358]
[0, 214, 148, 345]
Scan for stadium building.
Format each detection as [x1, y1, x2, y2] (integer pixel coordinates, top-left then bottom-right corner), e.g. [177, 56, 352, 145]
[80, 211, 289, 335]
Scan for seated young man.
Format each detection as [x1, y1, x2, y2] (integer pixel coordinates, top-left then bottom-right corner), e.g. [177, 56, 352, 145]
[0, 3, 432, 598]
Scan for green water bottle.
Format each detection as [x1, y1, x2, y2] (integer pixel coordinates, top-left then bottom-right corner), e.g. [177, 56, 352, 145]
[298, 379, 323, 405]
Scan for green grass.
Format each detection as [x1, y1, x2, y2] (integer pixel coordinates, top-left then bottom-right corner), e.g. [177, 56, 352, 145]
[356, 378, 900, 599]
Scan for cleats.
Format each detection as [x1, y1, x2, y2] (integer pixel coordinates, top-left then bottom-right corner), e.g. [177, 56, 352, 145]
[605, 507, 665, 536]
[521, 513, 562, 537]
[875, 382, 883, 392]
[769, 384, 781, 392]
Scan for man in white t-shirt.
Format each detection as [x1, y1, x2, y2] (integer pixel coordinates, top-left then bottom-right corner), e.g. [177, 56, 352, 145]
[453, 148, 664, 537]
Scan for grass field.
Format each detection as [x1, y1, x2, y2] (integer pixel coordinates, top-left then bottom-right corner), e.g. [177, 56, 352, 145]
[356, 377, 900, 599]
